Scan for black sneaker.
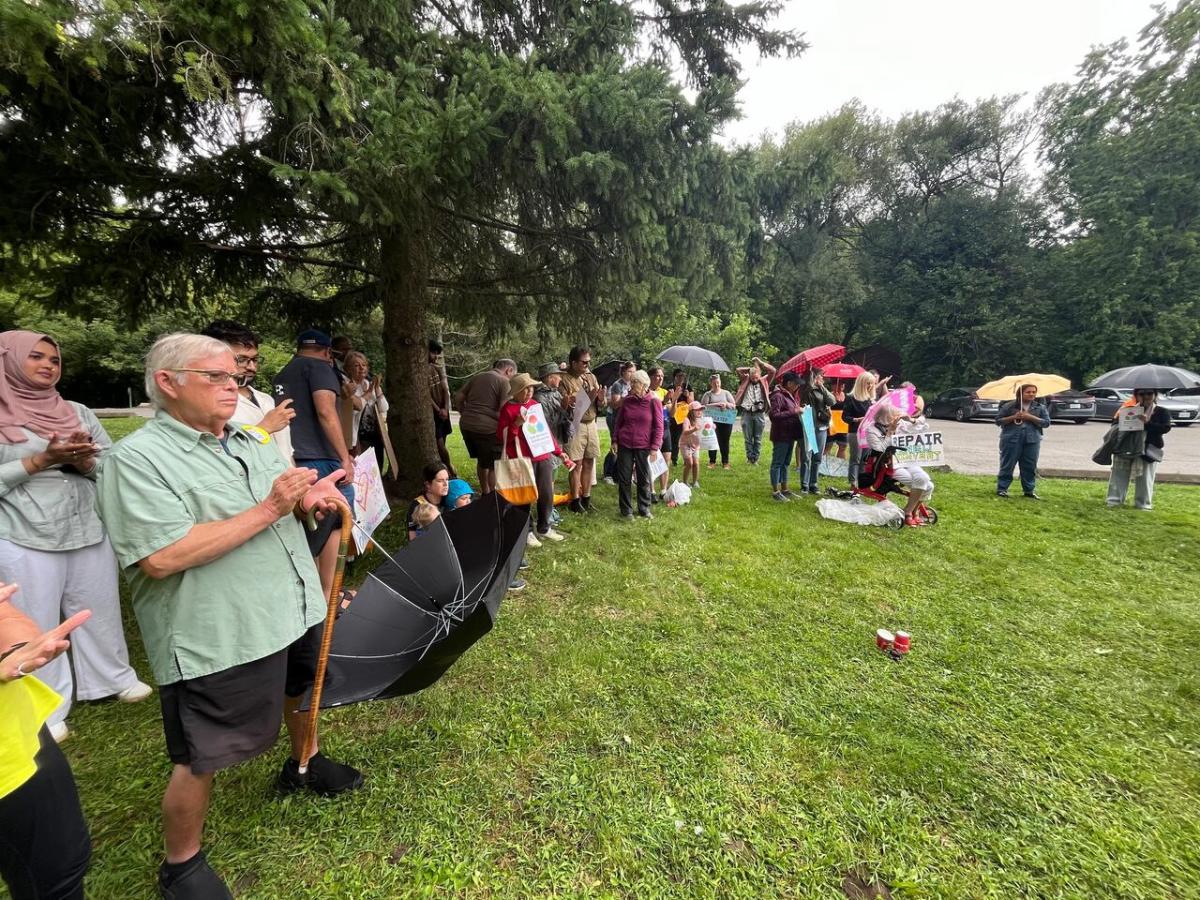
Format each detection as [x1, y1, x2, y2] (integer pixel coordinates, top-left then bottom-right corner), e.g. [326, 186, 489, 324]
[782, 489, 802, 500]
[772, 491, 789, 503]
[277, 752, 364, 797]
[518, 556, 530, 570]
[508, 578, 526, 591]
[637, 510, 654, 520]
[1024, 491, 1042, 501]
[997, 490, 1009, 498]
[159, 851, 233, 900]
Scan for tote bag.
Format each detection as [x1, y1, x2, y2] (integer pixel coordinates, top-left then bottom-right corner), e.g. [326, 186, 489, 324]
[496, 428, 539, 506]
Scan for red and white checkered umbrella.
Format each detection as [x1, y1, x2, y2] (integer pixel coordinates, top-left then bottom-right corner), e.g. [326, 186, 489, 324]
[775, 344, 845, 381]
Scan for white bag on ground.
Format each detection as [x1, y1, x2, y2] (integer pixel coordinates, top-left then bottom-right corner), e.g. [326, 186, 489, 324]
[816, 497, 903, 527]
[662, 480, 692, 506]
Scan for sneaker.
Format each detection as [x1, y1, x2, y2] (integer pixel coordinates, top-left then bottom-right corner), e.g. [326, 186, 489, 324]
[518, 556, 530, 570]
[508, 578, 526, 591]
[904, 515, 926, 528]
[541, 529, 566, 542]
[158, 850, 233, 900]
[116, 680, 153, 703]
[1024, 492, 1042, 501]
[526, 532, 542, 548]
[637, 511, 654, 520]
[707, 463, 716, 470]
[997, 490, 1009, 498]
[723, 464, 732, 470]
[277, 752, 364, 797]
[772, 491, 789, 503]
[782, 489, 802, 500]
[620, 513, 635, 520]
[603, 476, 616, 485]
[49, 721, 69, 743]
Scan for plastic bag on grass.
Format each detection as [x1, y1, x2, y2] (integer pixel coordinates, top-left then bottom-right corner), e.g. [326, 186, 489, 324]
[662, 480, 692, 507]
[816, 497, 903, 527]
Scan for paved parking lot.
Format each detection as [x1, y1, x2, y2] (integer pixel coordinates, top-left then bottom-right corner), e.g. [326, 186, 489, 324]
[929, 418, 1200, 479]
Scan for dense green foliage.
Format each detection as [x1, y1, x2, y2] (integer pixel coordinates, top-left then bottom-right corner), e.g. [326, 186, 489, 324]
[67, 418, 1200, 897]
[2, 2, 1200, 474]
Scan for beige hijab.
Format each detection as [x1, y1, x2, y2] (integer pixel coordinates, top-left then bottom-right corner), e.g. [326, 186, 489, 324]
[0, 331, 81, 443]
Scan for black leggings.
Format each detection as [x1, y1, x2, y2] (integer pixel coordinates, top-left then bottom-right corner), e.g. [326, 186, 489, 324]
[668, 422, 684, 465]
[707, 422, 733, 465]
[0, 727, 90, 900]
[533, 457, 554, 534]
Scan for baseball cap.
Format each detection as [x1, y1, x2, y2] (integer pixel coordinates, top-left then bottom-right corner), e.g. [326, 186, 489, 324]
[297, 329, 332, 348]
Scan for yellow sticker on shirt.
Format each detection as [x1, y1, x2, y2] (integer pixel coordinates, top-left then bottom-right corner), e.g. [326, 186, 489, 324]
[241, 424, 272, 445]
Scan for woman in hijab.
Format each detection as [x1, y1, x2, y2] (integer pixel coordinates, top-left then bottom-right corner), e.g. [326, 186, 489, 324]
[0, 332, 149, 742]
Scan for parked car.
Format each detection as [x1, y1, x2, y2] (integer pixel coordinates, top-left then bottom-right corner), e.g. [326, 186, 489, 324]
[927, 388, 1000, 422]
[1045, 390, 1096, 424]
[1083, 387, 1198, 425]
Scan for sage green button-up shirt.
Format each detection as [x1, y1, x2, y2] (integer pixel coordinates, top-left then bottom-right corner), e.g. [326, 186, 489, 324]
[0, 403, 110, 552]
[96, 411, 324, 685]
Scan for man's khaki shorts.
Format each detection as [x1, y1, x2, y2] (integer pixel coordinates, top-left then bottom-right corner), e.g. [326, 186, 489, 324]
[566, 420, 601, 460]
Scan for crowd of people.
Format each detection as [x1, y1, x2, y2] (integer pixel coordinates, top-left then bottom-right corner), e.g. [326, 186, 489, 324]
[0, 324, 1178, 899]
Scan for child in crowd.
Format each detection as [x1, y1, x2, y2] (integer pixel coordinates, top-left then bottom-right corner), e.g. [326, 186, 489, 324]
[679, 401, 703, 488]
[446, 478, 475, 508]
[410, 499, 441, 537]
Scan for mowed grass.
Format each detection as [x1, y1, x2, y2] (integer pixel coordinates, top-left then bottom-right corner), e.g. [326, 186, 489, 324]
[55, 417, 1200, 898]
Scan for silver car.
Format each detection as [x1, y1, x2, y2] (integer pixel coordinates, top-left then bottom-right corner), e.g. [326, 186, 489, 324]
[1083, 387, 1198, 426]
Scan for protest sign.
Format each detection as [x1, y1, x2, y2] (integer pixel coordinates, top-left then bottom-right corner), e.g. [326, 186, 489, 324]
[521, 403, 557, 456]
[706, 405, 736, 425]
[352, 451, 390, 552]
[698, 416, 718, 450]
[890, 430, 945, 466]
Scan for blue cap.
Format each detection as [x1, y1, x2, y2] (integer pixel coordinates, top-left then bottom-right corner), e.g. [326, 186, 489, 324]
[297, 329, 332, 348]
[446, 478, 474, 508]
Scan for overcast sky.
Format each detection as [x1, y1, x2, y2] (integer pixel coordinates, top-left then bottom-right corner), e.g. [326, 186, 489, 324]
[718, 0, 1161, 146]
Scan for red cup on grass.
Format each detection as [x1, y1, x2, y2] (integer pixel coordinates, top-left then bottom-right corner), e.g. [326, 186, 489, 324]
[876, 628, 894, 651]
[893, 631, 911, 654]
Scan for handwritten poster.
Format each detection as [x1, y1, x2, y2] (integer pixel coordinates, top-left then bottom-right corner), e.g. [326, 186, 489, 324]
[352, 450, 390, 553]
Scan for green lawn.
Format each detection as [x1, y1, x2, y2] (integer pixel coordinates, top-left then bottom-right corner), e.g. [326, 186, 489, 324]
[61, 418, 1200, 898]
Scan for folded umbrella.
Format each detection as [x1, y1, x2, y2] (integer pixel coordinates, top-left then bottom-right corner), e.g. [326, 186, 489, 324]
[298, 491, 528, 710]
[656, 345, 731, 372]
[1089, 364, 1200, 391]
[776, 344, 845, 381]
[976, 373, 1071, 401]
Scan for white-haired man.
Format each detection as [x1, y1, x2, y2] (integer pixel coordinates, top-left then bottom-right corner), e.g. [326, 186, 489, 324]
[96, 333, 360, 900]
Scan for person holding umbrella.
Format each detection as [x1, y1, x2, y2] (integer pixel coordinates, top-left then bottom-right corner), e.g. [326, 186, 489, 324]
[665, 369, 694, 469]
[1107, 389, 1172, 510]
[995, 383, 1051, 499]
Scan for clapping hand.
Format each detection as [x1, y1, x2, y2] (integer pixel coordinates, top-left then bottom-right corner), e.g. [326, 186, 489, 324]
[0, 583, 91, 683]
[39, 431, 100, 469]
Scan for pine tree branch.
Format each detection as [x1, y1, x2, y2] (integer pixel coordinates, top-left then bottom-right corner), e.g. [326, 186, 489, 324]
[198, 242, 377, 276]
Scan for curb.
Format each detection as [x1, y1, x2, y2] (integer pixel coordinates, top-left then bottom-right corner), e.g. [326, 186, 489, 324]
[1038, 467, 1200, 485]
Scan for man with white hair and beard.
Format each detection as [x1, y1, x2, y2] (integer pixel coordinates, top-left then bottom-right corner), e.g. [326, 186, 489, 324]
[96, 333, 360, 900]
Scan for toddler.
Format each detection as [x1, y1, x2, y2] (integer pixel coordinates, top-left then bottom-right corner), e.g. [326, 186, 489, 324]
[679, 401, 703, 488]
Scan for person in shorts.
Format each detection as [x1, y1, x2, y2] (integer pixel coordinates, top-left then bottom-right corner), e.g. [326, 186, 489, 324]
[97, 333, 361, 900]
[456, 359, 516, 495]
[559, 346, 606, 513]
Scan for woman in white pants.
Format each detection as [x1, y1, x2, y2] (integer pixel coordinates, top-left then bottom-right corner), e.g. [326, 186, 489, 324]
[0, 331, 149, 741]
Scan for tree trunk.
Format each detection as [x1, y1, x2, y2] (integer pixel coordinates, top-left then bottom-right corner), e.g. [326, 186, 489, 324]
[380, 218, 438, 501]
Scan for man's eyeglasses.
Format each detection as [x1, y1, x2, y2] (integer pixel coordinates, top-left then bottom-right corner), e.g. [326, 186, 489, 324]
[234, 355, 259, 367]
[168, 369, 239, 386]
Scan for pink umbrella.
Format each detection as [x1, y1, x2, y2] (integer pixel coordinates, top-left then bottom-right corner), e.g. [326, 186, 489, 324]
[821, 362, 866, 380]
[858, 386, 918, 449]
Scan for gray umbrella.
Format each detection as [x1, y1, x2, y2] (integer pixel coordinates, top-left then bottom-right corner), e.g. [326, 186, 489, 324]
[656, 345, 731, 372]
[1089, 364, 1200, 391]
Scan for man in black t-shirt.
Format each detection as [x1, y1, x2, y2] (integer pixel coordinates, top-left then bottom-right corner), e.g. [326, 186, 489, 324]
[274, 330, 356, 600]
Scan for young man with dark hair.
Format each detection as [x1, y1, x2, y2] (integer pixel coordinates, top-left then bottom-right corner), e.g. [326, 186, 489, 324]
[559, 346, 606, 512]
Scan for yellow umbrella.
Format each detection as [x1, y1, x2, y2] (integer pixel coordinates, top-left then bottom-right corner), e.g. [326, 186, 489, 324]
[976, 373, 1071, 400]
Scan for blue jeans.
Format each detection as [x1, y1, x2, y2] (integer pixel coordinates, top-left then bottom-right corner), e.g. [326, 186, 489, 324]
[741, 413, 767, 462]
[297, 458, 355, 508]
[770, 440, 795, 489]
[997, 438, 1040, 495]
[800, 427, 829, 491]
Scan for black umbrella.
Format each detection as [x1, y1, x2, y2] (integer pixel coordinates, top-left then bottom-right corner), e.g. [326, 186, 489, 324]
[656, 345, 731, 372]
[298, 491, 528, 710]
[845, 344, 902, 382]
[590, 359, 623, 389]
[1089, 364, 1200, 391]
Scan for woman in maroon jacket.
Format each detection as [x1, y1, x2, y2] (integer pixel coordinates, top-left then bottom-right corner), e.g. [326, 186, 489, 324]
[768, 371, 805, 502]
[612, 369, 664, 519]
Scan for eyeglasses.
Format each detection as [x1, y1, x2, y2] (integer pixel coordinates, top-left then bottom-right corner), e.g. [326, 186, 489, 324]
[234, 355, 259, 367]
[168, 369, 239, 385]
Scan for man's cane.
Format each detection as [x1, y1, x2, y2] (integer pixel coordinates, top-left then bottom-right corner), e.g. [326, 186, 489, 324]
[299, 498, 353, 776]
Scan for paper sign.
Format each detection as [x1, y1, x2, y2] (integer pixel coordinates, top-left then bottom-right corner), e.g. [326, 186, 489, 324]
[569, 388, 591, 439]
[706, 405, 736, 425]
[1117, 406, 1145, 432]
[521, 403, 557, 456]
[352, 450, 390, 553]
[698, 416, 718, 450]
[800, 406, 816, 452]
[673, 401, 690, 425]
[648, 451, 668, 482]
[890, 431, 945, 466]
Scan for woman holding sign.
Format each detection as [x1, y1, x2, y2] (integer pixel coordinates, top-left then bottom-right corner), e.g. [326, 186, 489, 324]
[1106, 389, 1172, 510]
[497, 373, 575, 542]
[701, 374, 736, 469]
[995, 383, 1051, 499]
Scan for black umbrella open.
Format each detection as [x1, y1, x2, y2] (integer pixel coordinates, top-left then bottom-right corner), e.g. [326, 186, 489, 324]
[1089, 364, 1200, 391]
[299, 491, 528, 710]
